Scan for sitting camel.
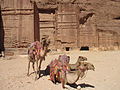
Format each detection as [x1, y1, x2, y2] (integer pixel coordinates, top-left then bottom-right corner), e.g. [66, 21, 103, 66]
[27, 38, 50, 80]
[49, 56, 95, 88]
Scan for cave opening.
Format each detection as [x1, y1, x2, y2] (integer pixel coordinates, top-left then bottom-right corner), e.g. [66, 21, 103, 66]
[80, 46, 89, 51]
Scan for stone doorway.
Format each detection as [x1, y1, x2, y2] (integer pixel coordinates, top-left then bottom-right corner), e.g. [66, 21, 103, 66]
[38, 9, 56, 49]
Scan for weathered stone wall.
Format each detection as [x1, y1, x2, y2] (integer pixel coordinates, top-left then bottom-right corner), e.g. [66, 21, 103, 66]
[38, 8, 56, 49]
[56, 4, 79, 49]
[97, 29, 119, 50]
[34, 0, 120, 50]
[0, 0, 120, 52]
[78, 13, 97, 49]
[1, 0, 34, 48]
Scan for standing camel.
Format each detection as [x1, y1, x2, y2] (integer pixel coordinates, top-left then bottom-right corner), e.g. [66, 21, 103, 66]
[27, 38, 50, 80]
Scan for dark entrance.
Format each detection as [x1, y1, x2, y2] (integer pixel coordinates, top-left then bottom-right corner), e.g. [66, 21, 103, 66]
[80, 46, 89, 51]
[65, 47, 70, 51]
[0, 6, 5, 57]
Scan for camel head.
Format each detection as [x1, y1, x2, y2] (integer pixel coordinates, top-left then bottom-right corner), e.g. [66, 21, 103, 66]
[41, 36, 50, 52]
[79, 62, 95, 71]
[41, 38, 50, 47]
[78, 56, 87, 62]
[76, 56, 87, 67]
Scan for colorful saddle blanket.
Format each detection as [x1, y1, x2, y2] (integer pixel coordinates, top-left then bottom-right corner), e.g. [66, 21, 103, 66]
[28, 41, 42, 56]
[49, 55, 70, 82]
[58, 54, 70, 64]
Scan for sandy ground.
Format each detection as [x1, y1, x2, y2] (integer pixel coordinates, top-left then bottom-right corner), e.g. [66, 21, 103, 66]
[0, 50, 120, 90]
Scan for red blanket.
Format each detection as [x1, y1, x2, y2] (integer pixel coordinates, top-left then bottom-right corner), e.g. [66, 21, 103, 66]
[49, 55, 70, 83]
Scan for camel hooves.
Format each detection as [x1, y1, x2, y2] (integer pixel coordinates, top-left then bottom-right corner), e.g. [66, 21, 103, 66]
[35, 77, 38, 81]
[27, 73, 30, 77]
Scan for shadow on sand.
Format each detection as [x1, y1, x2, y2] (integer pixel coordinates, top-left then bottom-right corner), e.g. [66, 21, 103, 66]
[68, 83, 95, 89]
[28, 65, 50, 78]
[28, 65, 95, 89]
[43, 66, 95, 89]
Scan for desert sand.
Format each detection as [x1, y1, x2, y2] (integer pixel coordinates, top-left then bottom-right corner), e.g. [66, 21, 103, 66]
[0, 50, 120, 90]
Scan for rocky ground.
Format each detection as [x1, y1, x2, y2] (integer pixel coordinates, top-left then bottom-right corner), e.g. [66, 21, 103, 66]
[0, 50, 120, 90]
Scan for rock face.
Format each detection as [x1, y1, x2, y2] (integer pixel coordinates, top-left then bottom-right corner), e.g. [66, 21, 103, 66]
[0, 0, 120, 52]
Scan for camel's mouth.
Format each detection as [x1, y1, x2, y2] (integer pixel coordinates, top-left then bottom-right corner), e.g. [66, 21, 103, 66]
[92, 67, 95, 71]
[83, 58, 87, 61]
[87, 64, 95, 71]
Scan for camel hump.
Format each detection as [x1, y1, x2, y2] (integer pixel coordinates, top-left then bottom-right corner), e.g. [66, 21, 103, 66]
[28, 41, 43, 55]
[58, 54, 70, 64]
[28, 41, 42, 49]
[49, 58, 69, 82]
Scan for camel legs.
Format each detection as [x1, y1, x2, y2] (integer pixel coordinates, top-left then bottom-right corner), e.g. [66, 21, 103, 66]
[62, 79, 66, 88]
[27, 61, 38, 80]
[61, 77, 68, 89]
[27, 60, 39, 80]
[32, 62, 38, 80]
[38, 59, 42, 78]
[61, 72, 67, 89]
[36, 59, 39, 80]
[27, 61, 30, 76]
